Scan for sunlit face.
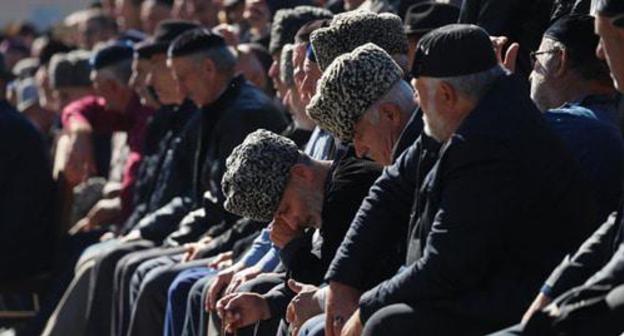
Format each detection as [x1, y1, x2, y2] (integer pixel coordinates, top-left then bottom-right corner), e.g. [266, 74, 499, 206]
[352, 111, 395, 166]
[292, 43, 307, 98]
[148, 54, 183, 105]
[168, 56, 210, 107]
[595, 15, 624, 92]
[528, 38, 562, 111]
[300, 58, 321, 106]
[415, 77, 448, 142]
[129, 57, 152, 105]
[244, 0, 271, 28]
[269, 54, 287, 98]
[273, 171, 324, 231]
[115, 0, 139, 31]
[90, 70, 125, 112]
[141, 0, 171, 34]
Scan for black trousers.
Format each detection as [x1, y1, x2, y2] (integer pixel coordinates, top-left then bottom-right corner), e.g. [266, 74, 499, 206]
[126, 255, 212, 336]
[362, 302, 491, 336]
[181, 273, 215, 336]
[113, 246, 186, 336]
[84, 239, 155, 336]
[489, 284, 624, 336]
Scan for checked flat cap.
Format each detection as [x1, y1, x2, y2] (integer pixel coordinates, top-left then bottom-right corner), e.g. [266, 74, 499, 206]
[310, 11, 408, 71]
[307, 43, 403, 142]
[222, 129, 300, 222]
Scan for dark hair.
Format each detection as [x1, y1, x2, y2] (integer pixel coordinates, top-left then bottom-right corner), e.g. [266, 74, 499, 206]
[38, 37, 73, 65]
[168, 28, 227, 58]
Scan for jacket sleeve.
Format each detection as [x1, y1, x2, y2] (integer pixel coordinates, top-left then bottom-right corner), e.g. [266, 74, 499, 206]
[324, 145, 419, 291]
[542, 211, 621, 298]
[358, 139, 517, 321]
[137, 196, 194, 243]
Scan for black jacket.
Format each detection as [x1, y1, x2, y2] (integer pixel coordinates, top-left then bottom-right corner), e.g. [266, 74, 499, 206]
[543, 208, 624, 299]
[122, 101, 197, 234]
[329, 74, 600, 334]
[263, 153, 382, 317]
[139, 76, 287, 245]
[0, 100, 55, 279]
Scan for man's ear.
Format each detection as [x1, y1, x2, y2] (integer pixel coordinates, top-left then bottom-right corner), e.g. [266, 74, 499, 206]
[379, 102, 403, 127]
[202, 57, 216, 79]
[554, 48, 568, 78]
[438, 80, 458, 112]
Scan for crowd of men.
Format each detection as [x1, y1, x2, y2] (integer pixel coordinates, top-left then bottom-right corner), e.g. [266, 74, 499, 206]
[1, 0, 623, 335]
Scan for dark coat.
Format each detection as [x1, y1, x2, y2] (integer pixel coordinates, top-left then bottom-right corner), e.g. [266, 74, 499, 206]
[328, 74, 600, 334]
[0, 100, 55, 279]
[263, 153, 382, 317]
[122, 101, 197, 234]
[137, 76, 287, 245]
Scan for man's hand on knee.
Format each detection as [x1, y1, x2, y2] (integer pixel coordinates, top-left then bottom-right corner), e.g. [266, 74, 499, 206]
[325, 281, 361, 336]
[216, 292, 271, 333]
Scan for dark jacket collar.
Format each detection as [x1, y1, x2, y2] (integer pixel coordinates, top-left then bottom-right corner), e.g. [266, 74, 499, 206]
[201, 75, 245, 115]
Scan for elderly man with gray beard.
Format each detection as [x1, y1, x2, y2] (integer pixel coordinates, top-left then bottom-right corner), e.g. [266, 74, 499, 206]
[323, 24, 601, 336]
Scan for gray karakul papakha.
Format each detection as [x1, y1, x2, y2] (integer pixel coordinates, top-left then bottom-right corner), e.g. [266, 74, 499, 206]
[222, 129, 300, 222]
[310, 10, 408, 71]
[307, 43, 403, 142]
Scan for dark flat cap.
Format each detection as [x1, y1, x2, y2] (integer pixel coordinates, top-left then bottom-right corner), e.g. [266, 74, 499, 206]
[136, 20, 201, 58]
[222, 129, 300, 222]
[90, 42, 134, 70]
[269, 6, 334, 55]
[545, 15, 599, 65]
[594, 0, 624, 17]
[404, 2, 459, 35]
[49, 50, 93, 89]
[168, 28, 227, 58]
[411, 24, 497, 78]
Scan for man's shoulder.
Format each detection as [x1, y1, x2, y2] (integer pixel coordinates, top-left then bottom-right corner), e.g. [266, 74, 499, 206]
[229, 81, 279, 114]
[332, 155, 383, 189]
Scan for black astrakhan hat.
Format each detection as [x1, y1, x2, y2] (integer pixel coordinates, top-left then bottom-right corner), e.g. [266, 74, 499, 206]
[411, 24, 497, 78]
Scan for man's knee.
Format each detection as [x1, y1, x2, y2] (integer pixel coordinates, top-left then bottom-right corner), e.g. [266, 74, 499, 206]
[362, 304, 416, 336]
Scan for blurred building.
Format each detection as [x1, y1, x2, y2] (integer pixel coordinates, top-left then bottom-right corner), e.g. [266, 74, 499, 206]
[1, 0, 87, 31]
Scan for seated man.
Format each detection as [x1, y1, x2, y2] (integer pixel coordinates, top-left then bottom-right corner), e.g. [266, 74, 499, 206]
[214, 129, 381, 334]
[529, 14, 624, 221]
[289, 42, 427, 335]
[323, 24, 600, 336]
[114, 27, 287, 336]
[0, 53, 55, 281]
[492, 2, 624, 335]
